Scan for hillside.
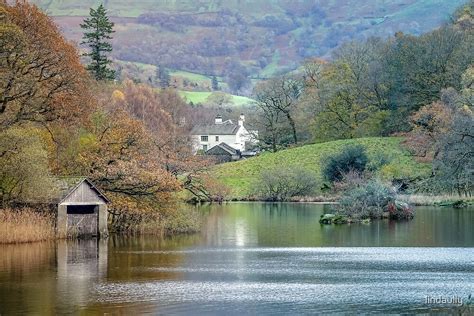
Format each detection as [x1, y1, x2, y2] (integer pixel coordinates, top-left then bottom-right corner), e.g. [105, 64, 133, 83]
[212, 137, 432, 199]
[31, 0, 466, 92]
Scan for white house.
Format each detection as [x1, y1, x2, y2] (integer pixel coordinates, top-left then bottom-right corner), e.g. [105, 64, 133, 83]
[190, 114, 257, 152]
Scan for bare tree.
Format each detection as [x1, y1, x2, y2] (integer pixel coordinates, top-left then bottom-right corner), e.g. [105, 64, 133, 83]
[254, 76, 303, 147]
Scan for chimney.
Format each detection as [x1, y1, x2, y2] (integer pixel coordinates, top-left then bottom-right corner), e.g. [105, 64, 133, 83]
[238, 113, 245, 126]
[215, 115, 223, 124]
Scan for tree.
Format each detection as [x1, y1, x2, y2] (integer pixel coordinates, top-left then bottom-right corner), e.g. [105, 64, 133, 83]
[211, 75, 219, 91]
[254, 76, 302, 145]
[312, 61, 388, 141]
[383, 27, 471, 131]
[433, 108, 474, 195]
[224, 60, 250, 94]
[1, 2, 89, 129]
[80, 4, 115, 81]
[461, 65, 474, 106]
[156, 65, 170, 88]
[0, 126, 56, 205]
[405, 100, 453, 161]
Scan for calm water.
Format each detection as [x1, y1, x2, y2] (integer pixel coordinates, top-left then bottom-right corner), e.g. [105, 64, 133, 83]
[0, 203, 473, 314]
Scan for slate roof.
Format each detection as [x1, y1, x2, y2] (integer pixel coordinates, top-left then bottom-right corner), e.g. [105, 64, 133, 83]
[206, 143, 240, 155]
[190, 120, 240, 135]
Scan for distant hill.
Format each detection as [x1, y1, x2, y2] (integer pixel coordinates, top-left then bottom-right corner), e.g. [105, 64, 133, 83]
[31, 0, 467, 93]
[212, 137, 431, 199]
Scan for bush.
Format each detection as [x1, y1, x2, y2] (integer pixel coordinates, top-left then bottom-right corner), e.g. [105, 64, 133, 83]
[252, 166, 318, 201]
[386, 201, 415, 219]
[339, 181, 397, 219]
[323, 145, 368, 182]
[367, 152, 391, 171]
[332, 170, 368, 193]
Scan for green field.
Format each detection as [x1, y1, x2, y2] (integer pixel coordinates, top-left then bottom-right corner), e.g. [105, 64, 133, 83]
[213, 137, 431, 199]
[170, 70, 211, 83]
[178, 91, 255, 106]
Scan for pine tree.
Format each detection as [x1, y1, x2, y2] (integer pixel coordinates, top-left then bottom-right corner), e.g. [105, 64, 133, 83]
[80, 4, 115, 81]
[212, 75, 219, 91]
[156, 65, 170, 88]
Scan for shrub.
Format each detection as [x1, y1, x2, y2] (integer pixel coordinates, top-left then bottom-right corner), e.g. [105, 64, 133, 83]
[338, 181, 397, 219]
[322, 145, 368, 182]
[252, 166, 318, 201]
[367, 152, 391, 171]
[386, 201, 415, 219]
[332, 170, 369, 193]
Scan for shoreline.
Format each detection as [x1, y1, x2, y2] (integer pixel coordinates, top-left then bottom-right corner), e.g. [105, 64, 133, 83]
[219, 194, 474, 206]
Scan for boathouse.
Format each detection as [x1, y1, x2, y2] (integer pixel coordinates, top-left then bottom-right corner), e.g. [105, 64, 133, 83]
[56, 178, 109, 238]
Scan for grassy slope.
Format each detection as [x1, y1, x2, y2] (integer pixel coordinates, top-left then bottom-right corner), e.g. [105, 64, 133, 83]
[213, 137, 431, 199]
[179, 91, 255, 106]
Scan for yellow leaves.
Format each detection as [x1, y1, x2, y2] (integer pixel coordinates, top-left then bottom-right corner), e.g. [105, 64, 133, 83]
[461, 104, 473, 115]
[112, 89, 125, 101]
[78, 132, 98, 151]
[0, 126, 57, 203]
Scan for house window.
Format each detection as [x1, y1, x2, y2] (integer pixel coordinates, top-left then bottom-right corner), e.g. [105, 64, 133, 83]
[201, 136, 208, 142]
[203, 145, 208, 151]
[215, 136, 219, 142]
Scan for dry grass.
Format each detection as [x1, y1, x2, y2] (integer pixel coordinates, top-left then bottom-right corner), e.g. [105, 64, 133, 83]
[398, 194, 474, 206]
[0, 208, 56, 244]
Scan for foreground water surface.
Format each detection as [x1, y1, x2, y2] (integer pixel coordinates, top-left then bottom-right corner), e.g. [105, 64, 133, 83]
[0, 203, 473, 314]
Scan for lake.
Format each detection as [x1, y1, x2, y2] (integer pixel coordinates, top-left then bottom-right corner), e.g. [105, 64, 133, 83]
[0, 203, 473, 314]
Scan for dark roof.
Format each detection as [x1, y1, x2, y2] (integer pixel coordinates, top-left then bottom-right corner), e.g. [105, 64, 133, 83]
[56, 177, 110, 204]
[206, 143, 239, 155]
[191, 120, 240, 135]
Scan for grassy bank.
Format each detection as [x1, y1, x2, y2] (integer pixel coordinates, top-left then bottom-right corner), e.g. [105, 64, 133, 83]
[213, 137, 432, 199]
[0, 208, 55, 244]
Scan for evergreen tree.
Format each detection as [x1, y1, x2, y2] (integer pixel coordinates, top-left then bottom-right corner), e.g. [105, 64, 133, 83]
[80, 4, 115, 81]
[212, 75, 219, 91]
[156, 65, 170, 88]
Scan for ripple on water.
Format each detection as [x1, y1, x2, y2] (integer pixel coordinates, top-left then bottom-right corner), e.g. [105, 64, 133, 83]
[93, 247, 474, 314]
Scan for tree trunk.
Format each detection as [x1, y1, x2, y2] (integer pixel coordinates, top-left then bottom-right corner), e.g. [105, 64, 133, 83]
[286, 112, 298, 144]
[271, 129, 277, 152]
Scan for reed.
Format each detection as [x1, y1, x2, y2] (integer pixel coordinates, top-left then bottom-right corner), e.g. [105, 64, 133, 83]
[0, 208, 56, 244]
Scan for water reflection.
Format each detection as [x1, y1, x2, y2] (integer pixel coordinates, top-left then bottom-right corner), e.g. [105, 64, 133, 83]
[56, 240, 107, 314]
[0, 204, 473, 314]
[0, 243, 56, 315]
[200, 203, 474, 247]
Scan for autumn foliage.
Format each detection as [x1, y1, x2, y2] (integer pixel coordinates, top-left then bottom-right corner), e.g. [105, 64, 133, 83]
[404, 101, 453, 161]
[0, 1, 219, 235]
[0, 1, 91, 129]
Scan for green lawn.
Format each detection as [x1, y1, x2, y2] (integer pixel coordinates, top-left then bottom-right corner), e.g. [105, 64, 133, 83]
[170, 70, 211, 83]
[213, 137, 432, 199]
[178, 91, 255, 106]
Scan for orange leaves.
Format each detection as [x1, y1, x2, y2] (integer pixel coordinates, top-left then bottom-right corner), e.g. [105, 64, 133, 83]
[404, 101, 453, 160]
[1, 1, 90, 128]
[75, 105, 182, 213]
